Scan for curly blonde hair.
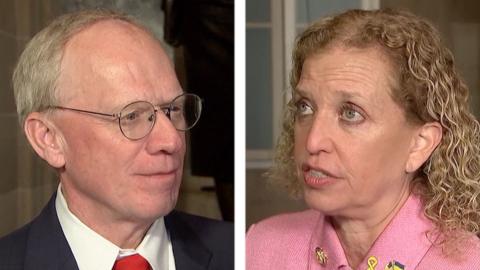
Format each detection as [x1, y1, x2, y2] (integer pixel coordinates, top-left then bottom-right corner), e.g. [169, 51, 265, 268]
[268, 9, 480, 251]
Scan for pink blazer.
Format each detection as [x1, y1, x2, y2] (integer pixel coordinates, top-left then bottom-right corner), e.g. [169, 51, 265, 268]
[246, 195, 480, 269]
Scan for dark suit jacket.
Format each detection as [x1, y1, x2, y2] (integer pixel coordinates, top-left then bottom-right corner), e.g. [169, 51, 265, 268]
[0, 194, 233, 269]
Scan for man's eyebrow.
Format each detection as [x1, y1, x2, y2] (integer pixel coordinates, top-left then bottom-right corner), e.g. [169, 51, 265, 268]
[156, 93, 185, 106]
[111, 102, 127, 112]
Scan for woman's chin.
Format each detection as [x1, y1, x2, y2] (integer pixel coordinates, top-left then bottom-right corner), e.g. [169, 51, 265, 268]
[303, 188, 344, 215]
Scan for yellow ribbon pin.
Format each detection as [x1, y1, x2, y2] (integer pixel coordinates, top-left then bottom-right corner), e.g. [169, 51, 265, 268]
[367, 256, 378, 270]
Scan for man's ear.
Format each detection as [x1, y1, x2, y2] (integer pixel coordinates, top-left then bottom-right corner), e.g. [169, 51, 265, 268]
[24, 112, 66, 168]
[406, 122, 442, 173]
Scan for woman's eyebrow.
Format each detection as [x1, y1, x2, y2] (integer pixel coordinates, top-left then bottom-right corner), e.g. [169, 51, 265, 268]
[293, 88, 310, 98]
[294, 87, 381, 110]
[337, 89, 385, 115]
[294, 88, 363, 100]
[337, 89, 363, 100]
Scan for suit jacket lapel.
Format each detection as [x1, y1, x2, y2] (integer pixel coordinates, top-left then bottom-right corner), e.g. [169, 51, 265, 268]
[165, 211, 212, 270]
[22, 196, 212, 270]
[24, 193, 79, 270]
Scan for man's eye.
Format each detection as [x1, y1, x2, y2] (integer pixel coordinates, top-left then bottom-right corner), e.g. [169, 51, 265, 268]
[170, 105, 182, 112]
[124, 111, 139, 121]
[340, 105, 364, 123]
[160, 107, 171, 115]
[294, 100, 314, 116]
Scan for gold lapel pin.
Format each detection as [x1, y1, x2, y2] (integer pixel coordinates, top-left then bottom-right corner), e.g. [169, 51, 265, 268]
[315, 247, 328, 266]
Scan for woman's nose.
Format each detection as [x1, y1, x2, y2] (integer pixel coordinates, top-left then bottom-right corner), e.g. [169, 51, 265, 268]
[304, 113, 335, 155]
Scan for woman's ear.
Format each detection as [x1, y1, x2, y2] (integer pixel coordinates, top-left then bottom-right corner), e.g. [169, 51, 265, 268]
[406, 122, 442, 173]
[24, 112, 66, 168]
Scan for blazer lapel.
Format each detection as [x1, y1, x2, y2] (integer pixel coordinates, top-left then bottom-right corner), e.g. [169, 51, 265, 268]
[22, 196, 213, 270]
[165, 211, 212, 270]
[24, 193, 79, 270]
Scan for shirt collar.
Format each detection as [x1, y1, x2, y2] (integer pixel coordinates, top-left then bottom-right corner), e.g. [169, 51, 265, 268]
[308, 194, 435, 270]
[136, 215, 176, 270]
[55, 184, 175, 270]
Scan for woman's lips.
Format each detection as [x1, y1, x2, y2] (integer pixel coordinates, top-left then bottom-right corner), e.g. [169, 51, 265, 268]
[302, 165, 339, 189]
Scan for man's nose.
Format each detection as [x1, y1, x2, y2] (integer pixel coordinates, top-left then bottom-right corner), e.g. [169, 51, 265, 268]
[145, 112, 183, 154]
[304, 112, 335, 155]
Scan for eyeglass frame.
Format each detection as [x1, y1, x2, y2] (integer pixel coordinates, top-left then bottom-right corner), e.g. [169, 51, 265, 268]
[47, 92, 202, 140]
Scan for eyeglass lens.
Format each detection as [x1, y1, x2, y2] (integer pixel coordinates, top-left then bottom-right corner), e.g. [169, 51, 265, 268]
[119, 93, 202, 140]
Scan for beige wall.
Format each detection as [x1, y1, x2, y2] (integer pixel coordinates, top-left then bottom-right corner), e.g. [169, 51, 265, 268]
[382, 0, 480, 117]
[246, 169, 306, 227]
[0, 0, 61, 236]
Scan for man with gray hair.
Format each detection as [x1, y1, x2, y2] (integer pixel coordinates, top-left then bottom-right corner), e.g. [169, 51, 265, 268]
[0, 9, 233, 270]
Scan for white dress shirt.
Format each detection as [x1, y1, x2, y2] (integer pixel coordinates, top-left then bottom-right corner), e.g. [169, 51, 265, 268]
[55, 185, 176, 270]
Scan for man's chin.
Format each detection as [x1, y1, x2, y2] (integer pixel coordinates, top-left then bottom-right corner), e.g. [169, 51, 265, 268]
[130, 196, 178, 221]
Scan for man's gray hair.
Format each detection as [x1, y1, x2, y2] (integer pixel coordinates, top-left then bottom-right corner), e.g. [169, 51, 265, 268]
[13, 9, 140, 126]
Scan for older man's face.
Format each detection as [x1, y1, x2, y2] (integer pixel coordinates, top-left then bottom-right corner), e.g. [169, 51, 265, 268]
[52, 20, 185, 227]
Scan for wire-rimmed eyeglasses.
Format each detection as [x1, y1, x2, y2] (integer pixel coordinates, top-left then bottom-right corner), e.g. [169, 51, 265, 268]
[49, 93, 202, 140]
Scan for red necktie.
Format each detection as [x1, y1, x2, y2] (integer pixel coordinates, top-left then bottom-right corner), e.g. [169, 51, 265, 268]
[112, 254, 152, 270]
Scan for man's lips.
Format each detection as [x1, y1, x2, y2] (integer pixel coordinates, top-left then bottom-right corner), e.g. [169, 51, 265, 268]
[135, 168, 178, 177]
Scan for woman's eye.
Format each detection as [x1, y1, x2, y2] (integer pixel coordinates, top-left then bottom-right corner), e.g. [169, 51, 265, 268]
[340, 105, 364, 123]
[295, 100, 314, 116]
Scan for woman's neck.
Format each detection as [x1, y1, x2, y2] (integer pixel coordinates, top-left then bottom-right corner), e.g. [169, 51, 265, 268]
[331, 189, 410, 268]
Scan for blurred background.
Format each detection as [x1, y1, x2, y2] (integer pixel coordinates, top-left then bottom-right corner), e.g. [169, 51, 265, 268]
[246, 0, 480, 227]
[0, 0, 233, 237]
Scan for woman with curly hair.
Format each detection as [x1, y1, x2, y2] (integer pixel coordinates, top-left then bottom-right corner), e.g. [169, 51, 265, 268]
[247, 9, 480, 270]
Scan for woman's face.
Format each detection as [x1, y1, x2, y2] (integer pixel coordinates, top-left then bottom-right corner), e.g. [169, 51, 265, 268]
[294, 46, 418, 219]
